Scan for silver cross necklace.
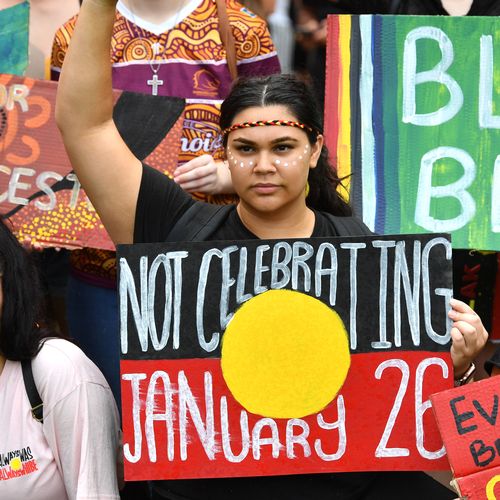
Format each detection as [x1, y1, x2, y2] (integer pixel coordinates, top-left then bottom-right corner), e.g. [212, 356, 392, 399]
[146, 45, 164, 96]
[127, 0, 187, 96]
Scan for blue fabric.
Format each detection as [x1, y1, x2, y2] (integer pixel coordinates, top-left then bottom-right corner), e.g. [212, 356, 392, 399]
[66, 275, 121, 407]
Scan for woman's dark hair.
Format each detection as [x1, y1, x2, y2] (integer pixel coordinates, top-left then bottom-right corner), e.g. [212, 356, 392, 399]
[220, 74, 352, 216]
[0, 218, 50, 361]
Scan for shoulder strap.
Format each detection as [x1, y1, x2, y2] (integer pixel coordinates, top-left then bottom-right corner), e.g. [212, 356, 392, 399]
[215, 0, 238, 81]
[21, 359, 44, 424]
[166, 203, 233, 242]
[325, 214, 374, 237]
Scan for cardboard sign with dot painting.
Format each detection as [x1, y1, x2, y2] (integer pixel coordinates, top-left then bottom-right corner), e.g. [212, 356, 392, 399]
[0, 74, 184, 249]
[118, 233, 453, 480]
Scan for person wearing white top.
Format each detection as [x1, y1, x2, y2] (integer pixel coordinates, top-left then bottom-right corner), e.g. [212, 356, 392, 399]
[0, 218, 120, 500]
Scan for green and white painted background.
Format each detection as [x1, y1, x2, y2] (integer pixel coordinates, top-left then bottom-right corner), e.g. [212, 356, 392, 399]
[0, 1, 29, 76]
[325, 15, 500, 250]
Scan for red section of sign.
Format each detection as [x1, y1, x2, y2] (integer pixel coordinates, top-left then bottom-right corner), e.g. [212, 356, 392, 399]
[0, 74, 182, 250]
[455, 465, 500, 500]
[324, 16, 340, 162]
[121, 352, 451, 481]
[431, 376, 500, 480]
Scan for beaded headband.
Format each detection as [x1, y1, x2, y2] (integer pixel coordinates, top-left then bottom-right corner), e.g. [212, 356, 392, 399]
[222, 119, 316, 136]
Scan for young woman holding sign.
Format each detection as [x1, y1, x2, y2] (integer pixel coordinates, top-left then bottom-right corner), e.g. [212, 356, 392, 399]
[55, 1, 487, 498]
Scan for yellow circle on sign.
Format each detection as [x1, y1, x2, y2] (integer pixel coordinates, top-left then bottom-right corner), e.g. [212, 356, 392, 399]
[221, 289, 351, 419]
[486, 475, 500, 500]
[9, 457, 22, 471]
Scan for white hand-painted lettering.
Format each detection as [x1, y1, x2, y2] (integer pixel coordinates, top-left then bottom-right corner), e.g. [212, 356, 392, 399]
[122, 373, 147, 463]
[145, 371, 175, 462]
[0, 83, 30, 112]
[340, 243, 366, 350]
[252, 418, 282, 460]
[179, 371, 217, 461]
[286, 419, 311, 459]
[422, 237, 452, 344]
[372, 240, 396, 349]
[393, 241, 421, 347]
[254, 244, 271, 294]
[220, 396, 250, 462]
[415, 147, 476, 232]
[314, 243, 337, 306]
[375, 359, 410, 457]
[314, 397, 347, 461]
[479, 35, 500, 129]
[403, 27, 463, 126]
[271, 242, 292, 289]
[415, 358, 447, 459]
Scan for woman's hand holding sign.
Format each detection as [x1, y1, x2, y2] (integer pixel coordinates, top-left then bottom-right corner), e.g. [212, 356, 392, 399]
[449, 298, 488, 381]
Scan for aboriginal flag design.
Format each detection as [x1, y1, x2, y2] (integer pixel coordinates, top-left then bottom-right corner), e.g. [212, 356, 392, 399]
[118, 233, 453, 481]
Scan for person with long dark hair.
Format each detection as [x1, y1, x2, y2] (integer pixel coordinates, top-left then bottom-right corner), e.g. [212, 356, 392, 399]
[0, 218, 120, 500]
[55, 1, 487, 498]
[50, 0, 280, 407]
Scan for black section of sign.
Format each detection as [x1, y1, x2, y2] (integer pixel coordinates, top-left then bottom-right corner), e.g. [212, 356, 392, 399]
[117, 233, 452, 360]
[452, 249, 497, 333]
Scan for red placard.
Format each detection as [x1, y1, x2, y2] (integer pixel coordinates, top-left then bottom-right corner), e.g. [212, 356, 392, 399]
[431, 376, 500, 499]
[455, 465, 500, 500]
[0, 73, 183, 250]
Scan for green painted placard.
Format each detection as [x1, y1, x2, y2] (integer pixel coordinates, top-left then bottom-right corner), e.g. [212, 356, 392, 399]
[325, 15, 500, 250]
[0, 1, 29, 76]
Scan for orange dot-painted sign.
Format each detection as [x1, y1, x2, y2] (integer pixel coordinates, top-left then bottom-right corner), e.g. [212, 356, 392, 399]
[0, 74, 184, 250]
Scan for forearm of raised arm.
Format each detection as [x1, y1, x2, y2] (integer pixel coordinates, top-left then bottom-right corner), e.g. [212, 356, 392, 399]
[54, 0, 142, 246]
[55, 0, 117, 136]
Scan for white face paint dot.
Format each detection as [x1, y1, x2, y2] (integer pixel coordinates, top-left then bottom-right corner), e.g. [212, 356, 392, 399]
[284, 162, 289, 167]
[240, 162, 244, 168]
[249, 161, 254, 166]
[275, 159, 281, 165]
[299, 156, 303, 160]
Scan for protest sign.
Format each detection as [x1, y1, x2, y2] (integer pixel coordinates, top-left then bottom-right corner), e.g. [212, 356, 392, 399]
[0, 1, 28, 76]
[325, 15, 500, 251]
[432, 376, 500, 499]
[0, 74, 184, 249]
[118, 233, 453, 480]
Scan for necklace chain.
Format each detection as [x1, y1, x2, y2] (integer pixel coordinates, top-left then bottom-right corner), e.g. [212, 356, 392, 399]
[126, 0, 188, 94]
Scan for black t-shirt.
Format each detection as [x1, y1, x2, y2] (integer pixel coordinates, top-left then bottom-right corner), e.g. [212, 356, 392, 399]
[134, 165, 455, 500]
[485, 346, 500, 375]
[134, 165, 351, 244]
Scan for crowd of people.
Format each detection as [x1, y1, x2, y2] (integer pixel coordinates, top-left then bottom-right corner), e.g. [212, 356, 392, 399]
[1, 0, 500, 499]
